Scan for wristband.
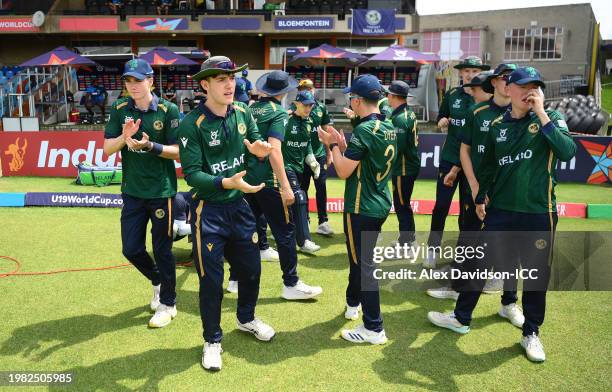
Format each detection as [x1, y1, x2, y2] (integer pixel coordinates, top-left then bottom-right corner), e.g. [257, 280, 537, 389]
[148, 142, 163, 155]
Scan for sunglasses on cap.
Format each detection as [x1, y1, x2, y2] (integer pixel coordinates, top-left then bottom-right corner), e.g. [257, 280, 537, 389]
[215, 60, 237, 70]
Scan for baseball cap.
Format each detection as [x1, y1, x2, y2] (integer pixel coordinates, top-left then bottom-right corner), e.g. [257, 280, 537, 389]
[234, 77, 249, 103]
[385, 80, 414, 98]
[482, 63, 518, 93]
[298, 79, 314, 89]
[343, 74, 383, 100]
[122, 58, 154, 80]
[506, 66, 546, 89]
[295, 90, 316, 105]
[463, 71, 494, 88]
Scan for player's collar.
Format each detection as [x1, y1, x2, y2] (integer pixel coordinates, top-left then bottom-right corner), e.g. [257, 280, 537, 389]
[198, 99, 234, 120]
[128, 94, 159, 112]
[260, 96, 282, 105]
[391, 103, 408, 117]
[503, 108, 534, 123]
[357, 112, 386, 125]
[488, 97, 510, 111]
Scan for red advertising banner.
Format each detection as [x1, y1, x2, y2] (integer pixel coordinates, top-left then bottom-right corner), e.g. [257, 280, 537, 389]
[308, 198, 586, 218]
[0, 18, 39, 32]
[59, 17, 119, 32]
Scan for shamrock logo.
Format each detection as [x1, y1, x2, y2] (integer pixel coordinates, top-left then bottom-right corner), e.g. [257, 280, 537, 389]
[525, 67, 538, 78]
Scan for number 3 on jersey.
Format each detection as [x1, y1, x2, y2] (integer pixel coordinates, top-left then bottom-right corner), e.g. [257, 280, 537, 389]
[376, 144, 395, 182]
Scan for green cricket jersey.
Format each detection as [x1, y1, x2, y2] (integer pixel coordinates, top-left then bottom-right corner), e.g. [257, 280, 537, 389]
[344, 113, 397, 219]
[289, 100, 332, 158]
[390, 103, 419, 177]
[283, 113, 314, 174]
[476, 110, 577, 214]
[178, 101, 262, 203]
[104, 96, 180, 199]
[460, 98, 510, 195]
[350, 97, 393, 128]
[246, 97, 288, 188]
[438, 87, 474, 166]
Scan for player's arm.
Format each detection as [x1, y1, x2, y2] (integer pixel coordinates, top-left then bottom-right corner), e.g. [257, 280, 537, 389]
[437, 90, 451, 130]
[318, 127, 360, 179]
[268, 112, 295, 205]
[474, 130, 498, 219]
[146, 103, 180, 160]
[538, 110, 577, 162]
[103, 105, 128, 156]
[459, 111, 478, 198]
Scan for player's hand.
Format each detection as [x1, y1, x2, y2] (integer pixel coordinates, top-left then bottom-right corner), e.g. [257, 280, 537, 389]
[438, 117, 449, 131]
[334, 128, 348, 153]
[476, 204, 486, 221]
[317, 127, 336, 146]
[244, 139, 273, 158]
[343, 107, 355, 119]
[281, 186, 295, 206]
[222, 170, 264, 193]
[524, 88, 545, 115]
[443, 170, 457, 187]
[126, 131, 150, 151]
[122, 118, 141, 139]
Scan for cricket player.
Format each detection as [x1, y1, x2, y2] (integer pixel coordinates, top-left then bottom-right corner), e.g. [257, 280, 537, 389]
[318, 74, 396, 344]
[293, 79, 337, 236]
[178, 56, 277, 371]
[103, 58, 180, 329]
[427, 67, 577, 363]
[385, 80, 419, 247]
[245, 70, 323, 300]
[426, 56, 490, 268]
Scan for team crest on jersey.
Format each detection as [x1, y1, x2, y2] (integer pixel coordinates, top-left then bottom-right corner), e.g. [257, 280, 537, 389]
[496, 129, 508, 142]
[170, 118, 179, 128]
[528, 123, 540, 134]
[155, 209, 165, 219]
[209, 130, 220, 147]
[480, 120, 491, 132]
[238, 123, 247, 135]
[316, 110, 323, 117]
[153, 120, 164, 131]
[452, 99, 462, 108]
[535, 239, 547, 249]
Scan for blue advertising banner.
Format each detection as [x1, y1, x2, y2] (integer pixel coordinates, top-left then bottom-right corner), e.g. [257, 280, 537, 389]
[25, 192, 123, 208]
[327, 133, 612, 184]
[351, 9, 396, 36]
[274, 16, 334, 30]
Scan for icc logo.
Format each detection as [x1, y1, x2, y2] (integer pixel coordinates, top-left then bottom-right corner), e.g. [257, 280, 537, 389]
[4, 137, 28, 172]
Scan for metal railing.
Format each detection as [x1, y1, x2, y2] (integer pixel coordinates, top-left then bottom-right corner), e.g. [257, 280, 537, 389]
[544, 77, 587, 101]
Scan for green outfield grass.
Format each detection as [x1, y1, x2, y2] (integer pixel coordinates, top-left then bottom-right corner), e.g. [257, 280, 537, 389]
[0, 177, 611, 391]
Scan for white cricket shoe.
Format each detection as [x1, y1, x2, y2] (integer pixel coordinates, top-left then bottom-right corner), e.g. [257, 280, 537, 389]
[300, 239, 321, 254]
[260, 247, 280, 262]
[341, 324, 388, 345]
[521, 333, 546, 362]
[150, 284, 161, 312]
[426, 287, 459, 301]
[226, 280, 238, 294]
[236, 318, 276, 341]
[344, 304, 361, 320]
[499, 303, 525, 328]
[148, 304, 177, 328]
[427, 311, 470, 334]
[282, 280, 323, 300]
[316, 221, 334, 236]
[202, 342, 223, 371]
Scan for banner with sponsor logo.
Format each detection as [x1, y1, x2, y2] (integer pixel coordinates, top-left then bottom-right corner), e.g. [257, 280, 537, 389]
[274, 16, 334, 30]
[25, 192, 123, 208]
[308, 198, 587, 218]
[0, 18, 39, 32]
[0, 131, 609, 184]
[202, 17, 261, 31]
[351, 9, 395, 36]
[129, 17, 188, 31]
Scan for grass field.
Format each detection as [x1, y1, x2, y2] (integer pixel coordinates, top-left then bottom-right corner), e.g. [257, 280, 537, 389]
[0, 178, 611, 391]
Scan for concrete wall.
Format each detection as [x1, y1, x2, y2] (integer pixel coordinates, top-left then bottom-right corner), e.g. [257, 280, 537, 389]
[417, 3, 596, 81]
[204, 36, 265, 69]
[0, 36, 70, 65]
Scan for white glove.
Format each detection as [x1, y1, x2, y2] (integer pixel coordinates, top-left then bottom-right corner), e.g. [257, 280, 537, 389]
[305, 153, 320, 179]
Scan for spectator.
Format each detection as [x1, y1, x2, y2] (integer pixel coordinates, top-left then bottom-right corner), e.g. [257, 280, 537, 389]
[163, 80, 178, 104]
[234, 77, 249, 104]
[157, 0, 174, 15]
[107, 0, 124, 15]
[83, 78, 107, 117]
[241, 69, 253, 97]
